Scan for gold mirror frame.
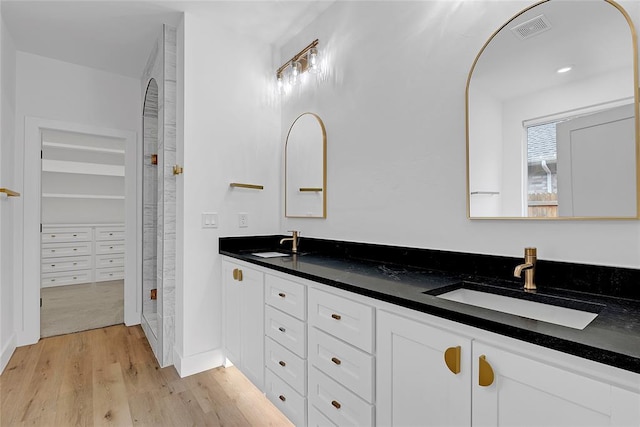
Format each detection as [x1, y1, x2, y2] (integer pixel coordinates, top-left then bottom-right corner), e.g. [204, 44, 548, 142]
[466, 0, 640, 220]
[284, 112, 327, 218]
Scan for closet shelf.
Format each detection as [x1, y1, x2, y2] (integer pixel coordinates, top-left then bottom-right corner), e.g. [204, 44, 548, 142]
[42, 193, 125, 200]
[42, 159, 125, 177]
[42, 141, 125, 155]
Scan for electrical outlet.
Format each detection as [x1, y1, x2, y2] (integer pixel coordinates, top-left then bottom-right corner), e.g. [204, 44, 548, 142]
[238, 213, 249, 228]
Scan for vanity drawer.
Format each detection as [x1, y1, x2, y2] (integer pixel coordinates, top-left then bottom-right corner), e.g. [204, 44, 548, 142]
[41, 270, 92, 288]
[41, 227, 92, 243]
[265, 305, 306, 358]
[308, 403, 338, 427]
[95, 226, 125, 241]
[42, 241, 92, 258]
[41, 255, 92, 273]
[95, 254, 124, 269]
[308, 288, 374, 353]
[265, 368, 306, 427]
[95, 267, 124, 281]
[265, 274, 306, 321]
[95, 241, 125, 255]
[308, 366, 373, 427]
[265, 337, 306, 395]
[309, 327, 374, 403]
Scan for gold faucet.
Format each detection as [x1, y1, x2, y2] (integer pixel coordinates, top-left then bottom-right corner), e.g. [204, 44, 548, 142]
[280, 230, 300, 253]
[514, 247, 537, 291]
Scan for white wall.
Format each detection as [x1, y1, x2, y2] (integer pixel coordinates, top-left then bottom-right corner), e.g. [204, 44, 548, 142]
[0, 8, 17, 373]
[278, 0, 640, 268]
[14, 52, 141, 345]
[177, 12, 280, 375]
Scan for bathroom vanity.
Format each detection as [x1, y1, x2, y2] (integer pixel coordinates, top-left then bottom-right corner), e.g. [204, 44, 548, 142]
[220, 235, 640, 426]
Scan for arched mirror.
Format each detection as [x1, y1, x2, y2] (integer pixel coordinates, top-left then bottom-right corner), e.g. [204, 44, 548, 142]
[285, 112, 327, 218]
[467, 0, 638, 219]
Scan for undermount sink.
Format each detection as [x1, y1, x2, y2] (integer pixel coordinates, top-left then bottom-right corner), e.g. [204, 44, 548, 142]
[430, 283, 603, 330]
[252, 251, 291, 258]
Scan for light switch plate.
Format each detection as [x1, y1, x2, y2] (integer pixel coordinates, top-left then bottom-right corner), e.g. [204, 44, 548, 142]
[202, 212, 218, 228]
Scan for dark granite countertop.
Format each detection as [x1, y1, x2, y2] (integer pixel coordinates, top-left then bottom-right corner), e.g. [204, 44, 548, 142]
[220, 235, 640, 374]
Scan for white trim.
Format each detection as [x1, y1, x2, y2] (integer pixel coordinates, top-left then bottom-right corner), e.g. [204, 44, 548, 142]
[42, 159, 125, 176]
[20, 117, 140, 346]
[0, 332, 16, 374]
[173, 347, 225, 378]
[523, 97, 634, 128]
[42, 141, 125, 155]
[42, 193, 125, 200]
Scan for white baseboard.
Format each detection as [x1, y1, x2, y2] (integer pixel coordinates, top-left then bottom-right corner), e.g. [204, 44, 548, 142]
[0, 333, 17, 374]
[173, 347, 225, 378]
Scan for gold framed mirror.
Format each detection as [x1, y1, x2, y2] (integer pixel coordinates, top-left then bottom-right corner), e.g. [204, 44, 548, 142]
[285, 112, 327, 218]
[466, 0, 638, 219]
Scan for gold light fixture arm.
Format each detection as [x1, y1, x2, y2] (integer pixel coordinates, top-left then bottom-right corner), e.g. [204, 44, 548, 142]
[230, 183, 264, 190]
[0, 188, 20, 197]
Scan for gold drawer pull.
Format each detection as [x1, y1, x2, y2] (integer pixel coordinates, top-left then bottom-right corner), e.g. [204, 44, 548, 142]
[278, 292, 286, 298]
[232, 268, 243, 281]
[73, 248, 77, 251]
[479, 355, 495, 387]
[331, 357, 341, 365]
[73, 262, 77, 265]
[279, 395, 286, 402]
[278, 360, 286, 367]
[51, 250, 56, 252]
[51, 234, 56, 237]
[331, 400, 341, 409]
[278, 327, 286, 333]
[72, 234, 77, 237]
[331, 313, 341, 320]
[444, 346, 461, 374]
[51, 264, 56, 267]
[73, 276, 77, 280]
[109, 246, 113, 249]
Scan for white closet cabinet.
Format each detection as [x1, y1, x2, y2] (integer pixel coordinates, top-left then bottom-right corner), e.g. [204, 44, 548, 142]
[222, 259, 264, 390]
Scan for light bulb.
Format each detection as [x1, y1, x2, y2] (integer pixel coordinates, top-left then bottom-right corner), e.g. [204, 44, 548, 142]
[289, 60, 301, 85]
[308, 47, 318, 73]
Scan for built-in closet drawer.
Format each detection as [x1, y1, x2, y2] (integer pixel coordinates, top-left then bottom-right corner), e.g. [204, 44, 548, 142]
[265, 337, 306, 395]
[41, 255, 92, 273]
[265, 305, 306, 357]
[95, 241, 125, 255]
[308, 366, 373, 427]
[308, 288, 374, 353]
[308, 403, 337, 427]
[264, 368, 306, 427]
[42, 241, 92, 258]
[265, 275, 306, 321]
[95, 226, 125, 241]
[309, 327, 374, 403]
[41, 227, 92, 243]
[95, 267, 124, 281]
[41, 270, 92, 288]
[95, 254, 124, 269]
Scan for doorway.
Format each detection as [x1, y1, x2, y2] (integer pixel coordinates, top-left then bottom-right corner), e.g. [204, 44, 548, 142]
[39, 129, 126, 337]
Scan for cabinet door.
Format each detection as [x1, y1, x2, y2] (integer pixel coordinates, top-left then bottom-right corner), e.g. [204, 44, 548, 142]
[377, 310, 472, 427]
[222, 260, 265, 390]
[472, 341, 635, 426]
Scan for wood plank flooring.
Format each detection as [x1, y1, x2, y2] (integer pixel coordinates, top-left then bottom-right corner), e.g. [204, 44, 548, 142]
[40, 280, 124, 338]
[0, 325, 293, 427]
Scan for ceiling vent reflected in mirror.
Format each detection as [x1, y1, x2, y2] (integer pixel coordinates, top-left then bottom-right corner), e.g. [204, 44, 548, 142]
[511, 14, 552, 39]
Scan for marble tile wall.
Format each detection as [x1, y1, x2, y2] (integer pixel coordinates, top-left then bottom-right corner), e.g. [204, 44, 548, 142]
[140, 24, 177, 368]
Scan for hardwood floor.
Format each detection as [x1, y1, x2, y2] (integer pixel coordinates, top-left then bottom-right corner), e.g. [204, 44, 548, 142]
[0, 325, 293, 427]
[40, 280, 124, 338]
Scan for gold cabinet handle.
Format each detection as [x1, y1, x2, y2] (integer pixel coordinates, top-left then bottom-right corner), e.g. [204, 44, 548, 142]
[278, 360, 286, 367]
[237, 269, 243, 281]
[331, 313, 341, 320]
[331, 400, 341, 409]
[479, 355, 495, 387]
[444, 346, 461, 374]
[331, 357, 342, 365]
[232, 268, 238, 280]
[279, 395, 286, 402]
[278, 327, 286, 333]
[278, 292, 286, 298]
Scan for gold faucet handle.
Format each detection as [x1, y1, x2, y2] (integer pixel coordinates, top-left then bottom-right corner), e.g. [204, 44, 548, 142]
[524, 247, 537, 257]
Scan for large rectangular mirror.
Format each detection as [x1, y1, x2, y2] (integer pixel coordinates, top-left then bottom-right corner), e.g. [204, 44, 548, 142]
[466, 0, 638, 219]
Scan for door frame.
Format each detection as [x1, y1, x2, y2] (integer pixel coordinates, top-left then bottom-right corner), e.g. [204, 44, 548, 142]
[19, 117, 140, 345]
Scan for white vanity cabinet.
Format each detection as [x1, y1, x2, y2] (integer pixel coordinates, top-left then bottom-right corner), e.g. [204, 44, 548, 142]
[307, 288, 375, 426]
[377, 309, 640, 427]
[222, 259, 264, 390]
[472, 341, 640, 426]
[263, 274, 308, 427]
[376, 310, 472, 427]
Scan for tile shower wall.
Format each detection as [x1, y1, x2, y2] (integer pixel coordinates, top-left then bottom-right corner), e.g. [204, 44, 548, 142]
[141, 24, 177, 368]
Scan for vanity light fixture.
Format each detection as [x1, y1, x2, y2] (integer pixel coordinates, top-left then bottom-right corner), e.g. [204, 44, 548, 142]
[276, 39, 320, 89]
